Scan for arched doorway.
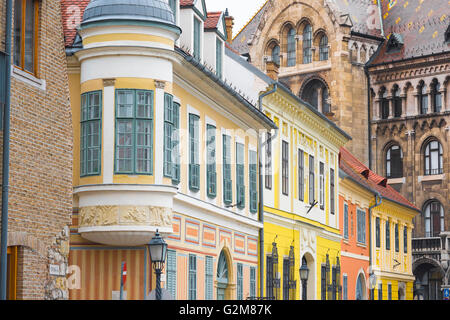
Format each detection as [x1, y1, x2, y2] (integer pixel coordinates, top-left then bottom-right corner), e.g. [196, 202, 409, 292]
[216, 250, 230, 300]
[356, 273, 367, 300]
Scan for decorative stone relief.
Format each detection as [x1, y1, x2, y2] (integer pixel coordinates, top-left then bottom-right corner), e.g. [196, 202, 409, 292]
[120, 206, 149, 225]
[79, 206, 118, 227]
[45, 226, 70, 300]
[300, 229, 316, 254]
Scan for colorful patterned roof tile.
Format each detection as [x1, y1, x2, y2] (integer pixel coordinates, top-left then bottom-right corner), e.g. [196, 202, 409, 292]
[61, 0, 91, 47]
[205, 11, 222, 30]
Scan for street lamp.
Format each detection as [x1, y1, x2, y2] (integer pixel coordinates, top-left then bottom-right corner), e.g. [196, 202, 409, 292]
[148, 229, 168, 300]
[299, 257, 309, 300]
[414, 278, 422, 300]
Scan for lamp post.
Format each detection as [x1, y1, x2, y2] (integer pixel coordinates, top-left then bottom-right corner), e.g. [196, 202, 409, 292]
[414, 278, 422, 300]
[148, 230, 168, 300]
[299, 257, 309, 300]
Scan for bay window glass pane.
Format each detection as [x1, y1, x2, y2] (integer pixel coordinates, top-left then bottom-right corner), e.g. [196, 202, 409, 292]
[116, 120, 133, 172]
[137, 91, 152, 119]
[136, 120, 152, 173]
[24, 0, 35, 73]
[117, 91, 134, 118]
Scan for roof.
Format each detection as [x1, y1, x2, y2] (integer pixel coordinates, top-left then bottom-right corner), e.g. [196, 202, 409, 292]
[370, 0, 450, 65]
[61, 0, 91, 47]
[339, 147, 419, 212]
[204, 11, 222, 30]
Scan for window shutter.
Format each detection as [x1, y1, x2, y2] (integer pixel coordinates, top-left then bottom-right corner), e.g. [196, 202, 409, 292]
[344, 204, 348, 239]
[298, 149, 304, 201]
[207, 125, 216, 198]
[172, 102, 180, 185]
[189, 114, 200, 191]
[249, 150, 257, 213]
[167, 250, 177, 299]
[164, 94, 174, 178]
[223, 135, 232, 204]
[205, 256, 213, 300]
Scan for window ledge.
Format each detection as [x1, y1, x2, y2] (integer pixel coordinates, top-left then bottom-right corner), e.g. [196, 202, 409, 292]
[418, 174, 445, 183]
[387, 177, 405, 185]
[11, 66, 46, 91]
[356, 242, 367, 248]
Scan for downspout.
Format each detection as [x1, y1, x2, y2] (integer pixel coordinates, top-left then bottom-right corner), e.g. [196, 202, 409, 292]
[365, 65, 372, 170]
[368, 192, 382, 300]
[0, 0, 13, 300]
[258, 83, 278, 298]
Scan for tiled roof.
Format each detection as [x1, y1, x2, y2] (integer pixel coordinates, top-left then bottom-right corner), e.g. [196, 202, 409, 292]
[180, 0, 194, 7]
[204, 11, 222, 30]
[370, 0, 450, 65]
[61, 0, 90, 47]
[339, 147, 419, 212]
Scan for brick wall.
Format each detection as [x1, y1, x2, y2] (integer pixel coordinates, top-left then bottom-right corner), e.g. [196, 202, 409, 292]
[0, 0, 73, 299]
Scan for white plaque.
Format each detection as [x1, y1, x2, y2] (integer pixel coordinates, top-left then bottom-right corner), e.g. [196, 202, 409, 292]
[49, 264, 60, 276]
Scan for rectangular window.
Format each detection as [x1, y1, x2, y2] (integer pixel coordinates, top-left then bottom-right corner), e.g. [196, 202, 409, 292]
[115, 89, 153, 174]
[193, 17, 201, 60]
[344, 203, 349, 239]
[189, 114, 200, 191]
[172, 102, 180, 185]
[166, 250, 177, 299]
[188, 254, 197, 300]
[376, 217, 380, 248]
[250, 267, 256, 299]
[216, 38, 223, 78]
[205, 256, 213, 300]
[249, 150, 258, 214]
[298, 149, 304, 201]
[404, 226, 408, 254]
[330, 169, 335, 215]
[343, 275, 347, 300]
[309, 155, 315, 205]
[395, 224, 399, 252]
[357, 208, 366, 244]
[321, 265, 326, 300]
[378, 283, 383, 300]
[282, 141, 289, 195]
[331, 266, 337, 300]
[388, 284, 392, 300]
[14, 0, 39, 74]
[283, 258, 290, 300]
[223, 135, 232, 205]
[386, 220, 391, 250]
[81, 91, 102, 177]
[237, 263, 243, 300]
[266, 255, 274, 299]
[164, 93, 174, 177]
[236, 142, 245, 209]
[206, 125, 216, 198]
[319, 162, 324, 210]
[265, 132, 272, 189]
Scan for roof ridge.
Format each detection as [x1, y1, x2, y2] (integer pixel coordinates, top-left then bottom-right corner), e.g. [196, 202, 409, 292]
[232, 0, 269, 41]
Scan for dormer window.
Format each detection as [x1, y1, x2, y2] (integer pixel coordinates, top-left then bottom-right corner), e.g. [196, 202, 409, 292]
[193, 17, 202, 59]
[386, 33, 403, 52]
[216, 38, 223, 78]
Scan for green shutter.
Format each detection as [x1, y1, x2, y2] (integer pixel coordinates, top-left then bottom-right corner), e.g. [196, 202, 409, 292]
[193, 18, 201, 59]
[236, 143, 245, 209]
[344, 204, 348, 239]
[249, 150, 257, 213]
[81, 91, 102, 177]
[237, 263, 243, 300]
[223, 135, 232, 204]
[216, 38, 222, 78]
[189, 114, 200, 191]
[205, 256, 213, 300]
[164, 93, 174, 178]
[250, 267, 256, 298]
[188, 254, 197, 300]
[172, 102, 180, 185]
[207, 125, 216, 198]
[167, 250, 177, 299]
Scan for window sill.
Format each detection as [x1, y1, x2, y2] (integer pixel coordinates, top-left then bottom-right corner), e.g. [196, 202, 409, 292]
[418, 174, 445, 183]
[356, 242, 367, 248]
[387, 177, 405, 185]
[11, 66, 46, 91]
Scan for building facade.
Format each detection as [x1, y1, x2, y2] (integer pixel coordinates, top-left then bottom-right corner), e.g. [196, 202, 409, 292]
[367, 0, 450, 299]
[63, 0, 276, 300]
[0, 0, 73, 299]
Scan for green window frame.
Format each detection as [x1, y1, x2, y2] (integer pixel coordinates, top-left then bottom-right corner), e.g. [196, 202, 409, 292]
[404, 226, 408, 254]
[344, 203, 349, 239]
[395, 223, 399, 252]
[164, 93, 174, 178]
[115, 89, 153, 175]
[357, 208, 366, 244]
[172, 102, 180, 185]
[189, 114, 200, 191]
[309, 155, 315, 205]
[376, 217, 380, 248]
[223, 135, 232, 205]
[298, 149, 304, 201]
[216, 38, 223, 78]
[188, 254, 197, 300]
[169, 0, 177, 22]
[205, 256, 213, 300]
[193, 17, 201, 60]
[206, 125, 217, 198]
[282, 141, 289, 196]
[319, 162, 324, 210]
[81, 91, 102, 177]
[386, 220, 391, 250]
[249, 150, 258, 214]
[236, 142, 245, 209]
[167, 250, 177, 299]
[237, 263, 243, 300]
[250, 267, 256, 298]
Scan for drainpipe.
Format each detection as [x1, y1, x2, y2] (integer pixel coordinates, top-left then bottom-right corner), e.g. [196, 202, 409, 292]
[364, 65, 372, 170]
[258, 83, 278, 298]
[368, 192, 382, 299]
[0, 0, 13, 300]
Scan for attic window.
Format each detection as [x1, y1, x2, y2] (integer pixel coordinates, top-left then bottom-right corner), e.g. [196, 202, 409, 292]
[386, 33, 403, 52]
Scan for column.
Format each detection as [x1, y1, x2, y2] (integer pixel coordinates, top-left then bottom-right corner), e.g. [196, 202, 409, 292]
[427, 88, 432, 114]
[400, 94, 407, 118]
[374, 98, 381, 120]
[103, 78, 116, 184]
[413, 91, 419, 115]
[317, 86, 323, 113]
[154, 80, 166, 185]
[388, 96, 393, 119]
[440, 88, 447, 112]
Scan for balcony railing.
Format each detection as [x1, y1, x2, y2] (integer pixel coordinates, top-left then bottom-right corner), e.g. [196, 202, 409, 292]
[412, 237, 441, 253]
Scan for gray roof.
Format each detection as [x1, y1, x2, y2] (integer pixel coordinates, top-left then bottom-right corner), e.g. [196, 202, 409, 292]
[82, 0, 176, 25]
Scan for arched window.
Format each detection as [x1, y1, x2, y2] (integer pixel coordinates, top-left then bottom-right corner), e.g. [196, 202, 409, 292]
[393, 86, 402, 118]
[386, 144, 403, 178]
[301, 79, 330, 113]
[272, 44, 280, 66]
[356, 274, 365, 300]
[424, 139, 443, 176]
[287, 28, 296, 67]
[319, 34, 328, 61]
[303, 24, 312, 64]
[380, 87, 389, 119]
[423, 201, 445, 237]
[419, 82, 428, 115]
[431, 80, 442, 113]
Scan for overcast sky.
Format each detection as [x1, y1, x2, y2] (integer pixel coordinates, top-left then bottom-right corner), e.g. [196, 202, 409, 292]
[204, 0, 267, 37]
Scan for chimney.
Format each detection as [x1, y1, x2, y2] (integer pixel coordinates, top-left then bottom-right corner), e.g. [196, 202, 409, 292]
[224, 8, 234, 44]
[266, 60, 279, 81]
